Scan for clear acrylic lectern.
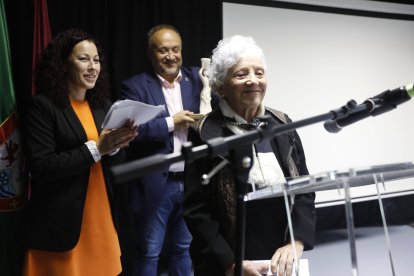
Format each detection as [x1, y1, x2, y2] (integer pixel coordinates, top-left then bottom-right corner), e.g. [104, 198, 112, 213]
[245, 162, 414, 276]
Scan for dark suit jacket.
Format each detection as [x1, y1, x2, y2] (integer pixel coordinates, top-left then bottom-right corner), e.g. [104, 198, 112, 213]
[23, 94, 124, 252]
[120, 67, 204, 216]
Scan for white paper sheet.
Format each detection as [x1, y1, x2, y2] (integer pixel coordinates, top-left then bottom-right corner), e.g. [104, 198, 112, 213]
[251, 259, 309, 276]
[102, 99, 164, 129]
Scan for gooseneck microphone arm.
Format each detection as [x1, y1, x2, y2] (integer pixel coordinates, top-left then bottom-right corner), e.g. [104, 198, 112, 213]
[111, 111, 335, 184]
[324, 83, 414, 133]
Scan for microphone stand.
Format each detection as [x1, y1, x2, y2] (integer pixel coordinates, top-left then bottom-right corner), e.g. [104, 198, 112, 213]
[229, 142, 253, 276]
[111, 111, 335, 184]
[110, 99, 395, 276]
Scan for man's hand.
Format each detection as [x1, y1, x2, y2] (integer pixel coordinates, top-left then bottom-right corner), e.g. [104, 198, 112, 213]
[173, 110, 195, 129]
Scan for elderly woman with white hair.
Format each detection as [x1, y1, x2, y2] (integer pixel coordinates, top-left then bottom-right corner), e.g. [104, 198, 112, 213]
[183, 35, 316, 276]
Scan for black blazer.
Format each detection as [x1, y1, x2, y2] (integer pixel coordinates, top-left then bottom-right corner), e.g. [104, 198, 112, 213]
[23, 94, 124, 252]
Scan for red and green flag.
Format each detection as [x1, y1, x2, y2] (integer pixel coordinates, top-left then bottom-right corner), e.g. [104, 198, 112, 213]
[1, 1, 29, 275]
[1, 0, 51, 274]
[0, 0, 27, 212]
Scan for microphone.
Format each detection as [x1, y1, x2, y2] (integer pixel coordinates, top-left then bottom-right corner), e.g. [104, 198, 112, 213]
[324, 83, 414, 133]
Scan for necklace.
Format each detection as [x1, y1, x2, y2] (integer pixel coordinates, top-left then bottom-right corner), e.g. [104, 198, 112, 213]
[223, 116, 266, 130]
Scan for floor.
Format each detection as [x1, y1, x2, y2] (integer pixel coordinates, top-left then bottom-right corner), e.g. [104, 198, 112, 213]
[302, 224, 414, 276]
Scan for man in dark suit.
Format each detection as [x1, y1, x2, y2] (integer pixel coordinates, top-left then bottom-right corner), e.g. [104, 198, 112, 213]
[120, 24, 205, 276]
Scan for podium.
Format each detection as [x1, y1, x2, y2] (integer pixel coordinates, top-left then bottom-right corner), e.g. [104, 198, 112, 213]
[245, 162, 414, 276]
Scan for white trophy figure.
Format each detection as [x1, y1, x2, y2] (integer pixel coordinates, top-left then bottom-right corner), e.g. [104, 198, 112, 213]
[199, 58, 212, 114]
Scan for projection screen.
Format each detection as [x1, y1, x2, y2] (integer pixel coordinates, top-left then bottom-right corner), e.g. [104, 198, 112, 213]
[223, 0, 414, 205]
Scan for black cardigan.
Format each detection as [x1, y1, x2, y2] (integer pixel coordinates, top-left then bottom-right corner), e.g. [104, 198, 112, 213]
[183, 107, 316, 276]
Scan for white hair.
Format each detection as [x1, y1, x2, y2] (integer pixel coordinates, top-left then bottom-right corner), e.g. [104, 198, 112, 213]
[207, 35, 266, 91]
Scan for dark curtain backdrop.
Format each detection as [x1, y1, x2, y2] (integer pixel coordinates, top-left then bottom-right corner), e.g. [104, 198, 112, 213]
[4, 1, 222, 275]
[5, 0, 222, 109]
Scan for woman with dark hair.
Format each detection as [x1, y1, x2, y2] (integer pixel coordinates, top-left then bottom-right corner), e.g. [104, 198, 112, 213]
[22, 29, 137, 276]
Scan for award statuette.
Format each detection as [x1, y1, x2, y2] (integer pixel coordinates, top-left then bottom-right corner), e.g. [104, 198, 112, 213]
[199, 57, 212, 114]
